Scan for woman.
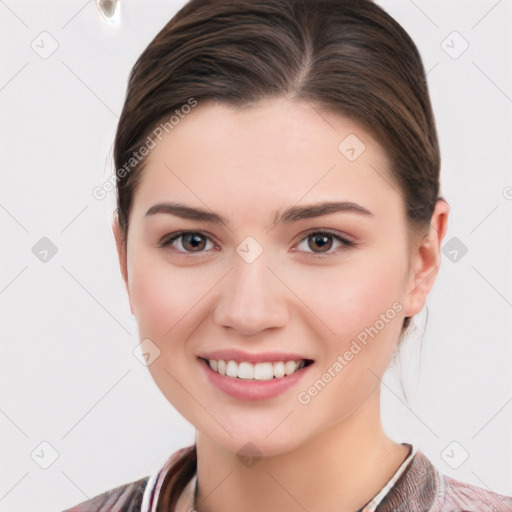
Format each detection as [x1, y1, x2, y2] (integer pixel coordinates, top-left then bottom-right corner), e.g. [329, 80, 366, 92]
[65, 0, 512, 510]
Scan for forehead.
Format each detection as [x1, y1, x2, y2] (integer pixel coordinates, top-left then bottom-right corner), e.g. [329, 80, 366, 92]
[131, 98, 403, 226]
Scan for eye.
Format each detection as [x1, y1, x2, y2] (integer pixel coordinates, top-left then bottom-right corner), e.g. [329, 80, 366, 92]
[295, 230, 354, 255]
[159, 231, 217, 253]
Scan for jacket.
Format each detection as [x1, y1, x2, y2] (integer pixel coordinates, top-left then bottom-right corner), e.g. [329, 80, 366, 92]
[62, 444, 512, 511]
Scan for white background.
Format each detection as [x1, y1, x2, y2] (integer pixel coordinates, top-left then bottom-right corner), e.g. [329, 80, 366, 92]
[1, 1, 511, 510]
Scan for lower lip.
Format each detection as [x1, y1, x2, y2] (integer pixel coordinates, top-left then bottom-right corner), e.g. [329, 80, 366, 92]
[198, 358, 313, 401]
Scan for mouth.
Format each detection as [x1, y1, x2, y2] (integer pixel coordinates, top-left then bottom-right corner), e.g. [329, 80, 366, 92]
[198, 357, 314, 381]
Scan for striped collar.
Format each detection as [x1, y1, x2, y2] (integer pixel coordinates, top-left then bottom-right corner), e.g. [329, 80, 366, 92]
[142, 443, 425, 512]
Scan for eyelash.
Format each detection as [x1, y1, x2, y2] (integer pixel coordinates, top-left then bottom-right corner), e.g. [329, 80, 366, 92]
[158, 229, 356, 257]
[295, 229, 356, 257]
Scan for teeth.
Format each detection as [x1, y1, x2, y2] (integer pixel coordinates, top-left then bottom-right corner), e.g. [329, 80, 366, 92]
[285, 360, 298, 375]
[273, 361, 285, 378]
[226, 360, 238, 378]
[238, 362, 253, 379]
[206, 358, 307, 380]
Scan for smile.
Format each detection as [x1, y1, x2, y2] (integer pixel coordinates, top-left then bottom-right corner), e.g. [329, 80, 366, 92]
[197, 351, 315, 401]
[201, 358, 313, 381]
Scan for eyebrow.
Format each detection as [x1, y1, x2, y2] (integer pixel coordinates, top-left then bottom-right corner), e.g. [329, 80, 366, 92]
[145, 201, 374, 227]
[145, 203, 227, 225]
[274, 201, 373, 224]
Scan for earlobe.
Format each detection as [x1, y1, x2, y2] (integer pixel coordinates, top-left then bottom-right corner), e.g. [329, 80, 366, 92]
[404, 199, 450, 317]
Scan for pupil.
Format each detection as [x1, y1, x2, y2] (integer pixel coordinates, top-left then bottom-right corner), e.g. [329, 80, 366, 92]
[184, 233, 205, 251]
[309, 234, 332, 252]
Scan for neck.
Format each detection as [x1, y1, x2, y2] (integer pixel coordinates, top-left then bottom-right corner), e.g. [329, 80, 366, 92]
[193, 389, 409, 512]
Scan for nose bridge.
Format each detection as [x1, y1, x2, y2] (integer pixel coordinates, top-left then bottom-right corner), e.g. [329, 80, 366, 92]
[233, 256, 266, 298]
[212, 249, 288, 334]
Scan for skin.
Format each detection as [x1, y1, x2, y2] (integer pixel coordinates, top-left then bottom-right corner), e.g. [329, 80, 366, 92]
[113, 98, 449, 512]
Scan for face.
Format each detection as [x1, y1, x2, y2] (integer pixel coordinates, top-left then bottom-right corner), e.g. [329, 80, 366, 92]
[117, 98, 424, 456]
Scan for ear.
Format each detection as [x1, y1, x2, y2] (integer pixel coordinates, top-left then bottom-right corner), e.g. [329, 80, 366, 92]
[112, 215, 133, 314]
[403, 199, 450, 318]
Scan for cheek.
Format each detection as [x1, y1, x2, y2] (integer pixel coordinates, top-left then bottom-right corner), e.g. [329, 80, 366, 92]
[127, 256, 210, 420]
[129, 270, 174, 338]
[290, 261, 406, 424]
[283, 253, 407, 342]
[128, 255, 208, 340]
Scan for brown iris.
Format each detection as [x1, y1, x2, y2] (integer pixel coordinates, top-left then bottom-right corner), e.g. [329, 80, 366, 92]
[308, 233, 333, 253]
[181, 233, 207, 252]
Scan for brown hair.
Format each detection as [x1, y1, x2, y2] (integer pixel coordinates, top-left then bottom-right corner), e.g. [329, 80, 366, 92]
[113, 0, 442, 332]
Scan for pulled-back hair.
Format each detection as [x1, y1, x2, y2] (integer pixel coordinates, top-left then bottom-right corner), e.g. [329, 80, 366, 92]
[114, 0, 442, 334]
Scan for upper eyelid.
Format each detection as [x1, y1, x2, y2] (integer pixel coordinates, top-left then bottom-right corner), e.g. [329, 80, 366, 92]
[159, 230, 219, 249]
[298, 228, 354, 243]
[160, 229, 353, 252]
[294, 231, 354, 254]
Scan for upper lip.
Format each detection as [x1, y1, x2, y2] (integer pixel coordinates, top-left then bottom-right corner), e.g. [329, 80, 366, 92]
[198, 349, 313, 364]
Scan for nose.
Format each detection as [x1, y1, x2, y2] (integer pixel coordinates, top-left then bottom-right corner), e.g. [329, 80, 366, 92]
[212, 256, 289, 336]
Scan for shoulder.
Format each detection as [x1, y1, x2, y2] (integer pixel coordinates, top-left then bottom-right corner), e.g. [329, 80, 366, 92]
[61, 475, 149, 512]
[61, 445, 196, 512]
[377, 448, 512, 512]
[437, 473, 512, 512]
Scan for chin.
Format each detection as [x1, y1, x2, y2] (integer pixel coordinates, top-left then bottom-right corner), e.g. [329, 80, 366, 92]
[197, 416, 312, 459]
